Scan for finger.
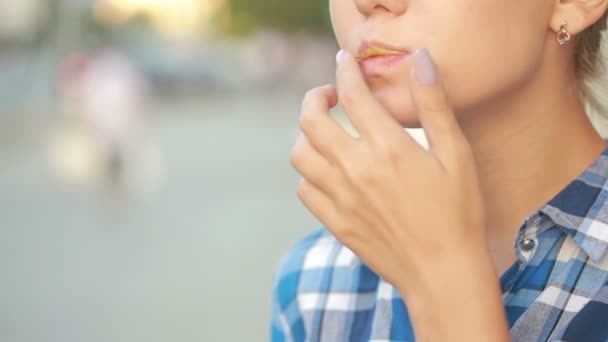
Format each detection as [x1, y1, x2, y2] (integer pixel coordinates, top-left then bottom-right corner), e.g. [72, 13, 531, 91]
[290, 134, 340, 197]
[409, 48, 468, 162]
[335, 50, 413, 147]
[299, 85, 355, 165]
[296, 178, 340, 230]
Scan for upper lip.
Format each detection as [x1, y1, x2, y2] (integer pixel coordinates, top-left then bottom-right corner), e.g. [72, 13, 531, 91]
[357, 40, 410, 60]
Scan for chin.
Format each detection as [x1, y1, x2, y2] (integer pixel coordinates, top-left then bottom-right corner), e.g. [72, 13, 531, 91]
[370, 86, 423, 129]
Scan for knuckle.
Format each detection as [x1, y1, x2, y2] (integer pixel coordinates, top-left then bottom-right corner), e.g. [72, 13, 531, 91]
[296, 179, 309, 201]
[369, 137, 403, 167]
[299, 88, 322, 131]
[289, 149, 299, 169]
[347, 163, 377, 188]
[298, 110, 315, 132]
[375, 141, 401, 164]
[289, 138, 306, 168]
[302, 88, 318, 107]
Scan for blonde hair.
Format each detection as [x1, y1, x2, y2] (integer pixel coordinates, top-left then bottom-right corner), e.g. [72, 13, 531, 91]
[576, 11, 608, 114]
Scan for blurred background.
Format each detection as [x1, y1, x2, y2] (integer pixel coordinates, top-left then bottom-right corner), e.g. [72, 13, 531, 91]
[1, 0, 340, 341]
[2, 1, 608, 342]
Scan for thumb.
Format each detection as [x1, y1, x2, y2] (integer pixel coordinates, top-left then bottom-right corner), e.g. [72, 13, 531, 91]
[409, 48, 465, 158]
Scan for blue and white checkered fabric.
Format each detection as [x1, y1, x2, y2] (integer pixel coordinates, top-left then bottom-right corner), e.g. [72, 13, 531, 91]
[271, 146, 608, 341]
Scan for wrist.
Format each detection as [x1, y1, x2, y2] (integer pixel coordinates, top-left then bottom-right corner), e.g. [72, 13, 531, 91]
[396, 242, 496, 298]
[396, 246, 509, 341]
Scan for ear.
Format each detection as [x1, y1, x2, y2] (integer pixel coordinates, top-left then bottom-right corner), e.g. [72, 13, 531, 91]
[551, 0, 608, 35]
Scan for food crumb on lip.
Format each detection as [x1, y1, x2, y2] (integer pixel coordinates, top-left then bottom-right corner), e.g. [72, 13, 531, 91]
[356, 46, 406, 61]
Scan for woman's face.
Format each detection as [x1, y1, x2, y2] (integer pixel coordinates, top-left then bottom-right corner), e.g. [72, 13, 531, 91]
[330, 0, 554, 127]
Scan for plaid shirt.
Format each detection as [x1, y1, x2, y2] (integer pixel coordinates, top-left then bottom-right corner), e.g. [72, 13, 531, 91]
[271, 146, 608, 341]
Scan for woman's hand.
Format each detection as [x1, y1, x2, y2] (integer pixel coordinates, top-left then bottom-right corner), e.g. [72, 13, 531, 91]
[291, 47, 510, 341]
[290, 48, 490, 295]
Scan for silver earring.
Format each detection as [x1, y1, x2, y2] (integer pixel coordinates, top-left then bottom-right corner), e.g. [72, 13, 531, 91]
[558, 21, 571, 46]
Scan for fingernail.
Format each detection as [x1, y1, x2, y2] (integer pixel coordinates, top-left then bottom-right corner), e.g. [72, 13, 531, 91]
[414, 48, 437, 85]
[336, 49, 350, 65]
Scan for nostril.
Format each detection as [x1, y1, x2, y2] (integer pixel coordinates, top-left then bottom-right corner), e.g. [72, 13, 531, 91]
[354, 0, 407, 16]
[373, 4, 390, 11]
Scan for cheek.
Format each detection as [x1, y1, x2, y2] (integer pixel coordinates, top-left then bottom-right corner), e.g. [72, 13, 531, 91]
[329, 0, 358, 48]
[427, 4, 549, 113]
[438, 32, 545, 114]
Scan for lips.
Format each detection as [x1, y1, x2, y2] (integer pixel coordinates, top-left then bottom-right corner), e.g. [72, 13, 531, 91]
[357, 40, 410, 61]
[355, 40, 412, 77]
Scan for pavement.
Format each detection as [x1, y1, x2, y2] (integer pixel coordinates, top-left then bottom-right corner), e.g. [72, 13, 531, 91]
[0, 88, 322, 342]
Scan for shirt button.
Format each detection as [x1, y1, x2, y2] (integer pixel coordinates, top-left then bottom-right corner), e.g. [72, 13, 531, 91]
[520, 238, 536, 251]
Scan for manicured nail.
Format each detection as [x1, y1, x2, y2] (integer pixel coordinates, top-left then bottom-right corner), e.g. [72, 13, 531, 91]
[414, 48, 437, 85]
[336, 49, 350, 65]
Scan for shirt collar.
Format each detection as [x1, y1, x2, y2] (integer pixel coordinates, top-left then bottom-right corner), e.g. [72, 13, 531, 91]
[538, 145, 608, 262]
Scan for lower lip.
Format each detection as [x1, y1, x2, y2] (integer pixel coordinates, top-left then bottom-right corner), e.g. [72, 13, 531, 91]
[359, 53, 411, 77]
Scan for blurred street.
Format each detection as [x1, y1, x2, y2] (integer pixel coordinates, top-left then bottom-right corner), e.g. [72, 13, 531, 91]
[0, 1, 340, 340]
[1, 88, 322, 342]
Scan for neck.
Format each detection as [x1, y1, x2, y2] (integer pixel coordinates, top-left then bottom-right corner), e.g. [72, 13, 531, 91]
[457, 49, 608, 243]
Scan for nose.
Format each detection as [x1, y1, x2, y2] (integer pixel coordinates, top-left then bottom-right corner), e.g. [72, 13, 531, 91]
[353, 0, 408, 17]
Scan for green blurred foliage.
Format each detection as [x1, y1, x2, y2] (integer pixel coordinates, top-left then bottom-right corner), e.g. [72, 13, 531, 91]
[227, 0, 333, 35]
